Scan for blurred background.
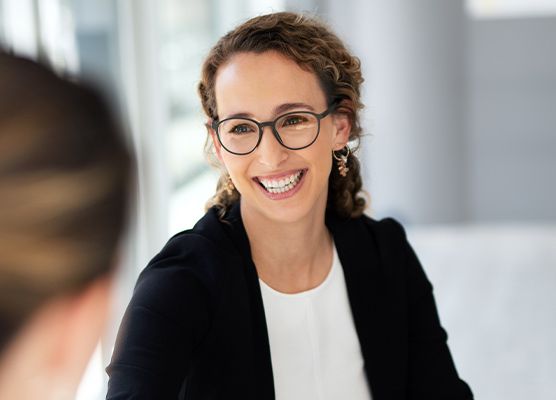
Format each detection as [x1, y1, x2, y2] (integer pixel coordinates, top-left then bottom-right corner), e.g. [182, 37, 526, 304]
[0, 0, 554, 399]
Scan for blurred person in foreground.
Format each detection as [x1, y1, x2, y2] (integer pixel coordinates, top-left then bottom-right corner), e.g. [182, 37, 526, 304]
[107, 12, 472, 400]
[0, 52, 131, 400]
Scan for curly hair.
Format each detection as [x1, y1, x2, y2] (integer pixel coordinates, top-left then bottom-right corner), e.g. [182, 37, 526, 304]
[198, 11, 367, 219]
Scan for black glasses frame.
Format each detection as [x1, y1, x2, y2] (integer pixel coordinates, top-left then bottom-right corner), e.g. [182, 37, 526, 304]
[211, 102, 337, 156]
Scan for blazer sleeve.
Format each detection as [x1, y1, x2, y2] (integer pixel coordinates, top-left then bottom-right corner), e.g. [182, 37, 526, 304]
[384, 218, 474, 400]
[106, 234, 214, 399]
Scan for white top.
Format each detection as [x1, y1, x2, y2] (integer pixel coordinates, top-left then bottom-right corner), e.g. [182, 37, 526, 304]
[259, 244, 372, 400]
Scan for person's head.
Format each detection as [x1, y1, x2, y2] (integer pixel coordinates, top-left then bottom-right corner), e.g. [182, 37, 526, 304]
[0, 52, 131, 398]
[199, 12, 367, 222]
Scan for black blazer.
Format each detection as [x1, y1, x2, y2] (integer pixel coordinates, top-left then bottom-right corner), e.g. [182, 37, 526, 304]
[106, 203, 473, 400]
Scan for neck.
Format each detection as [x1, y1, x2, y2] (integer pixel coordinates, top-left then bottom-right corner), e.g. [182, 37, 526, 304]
[240, 200, 333, 293]
[0, 302, 77, 400]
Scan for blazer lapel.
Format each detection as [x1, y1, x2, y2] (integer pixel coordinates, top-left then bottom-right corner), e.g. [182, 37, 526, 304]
[327, 213, 401, 400]
[225, 203, 276, 400]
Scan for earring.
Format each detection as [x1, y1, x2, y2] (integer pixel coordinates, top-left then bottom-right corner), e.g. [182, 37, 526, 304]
[225, 174, 235, 196]
[332, 146, 350, 177]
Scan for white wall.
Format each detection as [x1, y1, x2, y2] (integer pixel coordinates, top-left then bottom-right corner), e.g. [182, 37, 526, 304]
[467, 16, 556, 222]
[323, 0, 467, 224]
[321, 0, 556, 224]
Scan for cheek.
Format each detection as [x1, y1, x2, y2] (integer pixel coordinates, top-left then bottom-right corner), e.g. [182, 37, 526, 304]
[318, 122, 337, 147]
[314, 127, 335, 158]
[316, 138, 334, 177]
[320, 153, 333, 177]
[302, 143, 333, 178]
[221, 155, 250, 181]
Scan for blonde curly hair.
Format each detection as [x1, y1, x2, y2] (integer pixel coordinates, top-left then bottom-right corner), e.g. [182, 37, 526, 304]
[198, 12, 367, 219]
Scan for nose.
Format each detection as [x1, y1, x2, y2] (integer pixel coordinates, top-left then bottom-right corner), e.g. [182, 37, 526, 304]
[255, 125, 288, 168]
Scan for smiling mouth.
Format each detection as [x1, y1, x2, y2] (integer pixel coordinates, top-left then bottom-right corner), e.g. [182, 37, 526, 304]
[254, 169, 306, 194]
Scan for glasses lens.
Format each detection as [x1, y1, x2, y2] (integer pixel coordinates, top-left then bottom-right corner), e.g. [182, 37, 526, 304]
[218, 118, 260, 154]
[275, 112, 319, 149]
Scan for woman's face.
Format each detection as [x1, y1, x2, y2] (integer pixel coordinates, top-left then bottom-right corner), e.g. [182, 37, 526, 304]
[211, 51, 350, 224]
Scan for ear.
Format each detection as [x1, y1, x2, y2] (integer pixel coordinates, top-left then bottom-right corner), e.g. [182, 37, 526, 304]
[331, 112, 351, 151]
[207, 120, 224, 163]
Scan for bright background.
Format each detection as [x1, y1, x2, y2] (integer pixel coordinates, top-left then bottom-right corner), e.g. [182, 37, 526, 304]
[1, 0, 555, 399]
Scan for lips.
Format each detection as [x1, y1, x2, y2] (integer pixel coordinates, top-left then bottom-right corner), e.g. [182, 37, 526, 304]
[254, 169, 307, 194]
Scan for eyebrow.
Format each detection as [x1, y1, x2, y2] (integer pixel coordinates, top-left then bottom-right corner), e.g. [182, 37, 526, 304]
[225, 102, 316, 120]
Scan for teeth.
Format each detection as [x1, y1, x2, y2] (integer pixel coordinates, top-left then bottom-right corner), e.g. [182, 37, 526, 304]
[259, 170, 303, 193]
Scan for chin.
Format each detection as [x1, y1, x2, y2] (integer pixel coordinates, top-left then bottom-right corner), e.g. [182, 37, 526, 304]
[264, 203, 313, 224]
[256, 193, 327, 225]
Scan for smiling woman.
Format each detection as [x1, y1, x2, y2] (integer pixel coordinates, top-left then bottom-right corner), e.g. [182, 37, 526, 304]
[107, 12, 474, 400]
[208, 50, 350, 226]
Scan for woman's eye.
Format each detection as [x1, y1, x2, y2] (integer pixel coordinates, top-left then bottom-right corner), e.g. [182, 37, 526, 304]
[283, 115, 307, 127]
[230, 124, 254, 134]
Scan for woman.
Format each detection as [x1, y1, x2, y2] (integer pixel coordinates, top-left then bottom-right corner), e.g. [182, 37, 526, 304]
[107, 12, 473, 400]
[0, 53, 131, 400]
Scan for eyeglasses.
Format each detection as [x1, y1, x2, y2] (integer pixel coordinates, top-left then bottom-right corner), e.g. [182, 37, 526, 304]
[211, 103, 336, 155]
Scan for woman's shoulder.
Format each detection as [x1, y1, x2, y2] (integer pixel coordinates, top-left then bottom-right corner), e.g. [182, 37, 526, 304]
[360, 213, 408, 240]
[358, 215, 413, 262]
[329, 210, 409, 245]
[114, 212, 229, 353]
[135, 207, 241, 297]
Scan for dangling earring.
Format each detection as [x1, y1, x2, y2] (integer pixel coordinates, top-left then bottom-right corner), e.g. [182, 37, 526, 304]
[225, 174, 235, 196]
[333, 146, 350, 177]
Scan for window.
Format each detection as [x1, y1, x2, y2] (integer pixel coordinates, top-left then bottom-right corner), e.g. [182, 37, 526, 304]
[467, 0, 556, 19]
[161, 0, 288, 234]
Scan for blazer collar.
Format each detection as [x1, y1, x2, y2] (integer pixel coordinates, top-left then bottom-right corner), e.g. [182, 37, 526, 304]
[224, 203, 276, 400]
[223, 203, 394, 400]
[326, 211, 395, 399]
